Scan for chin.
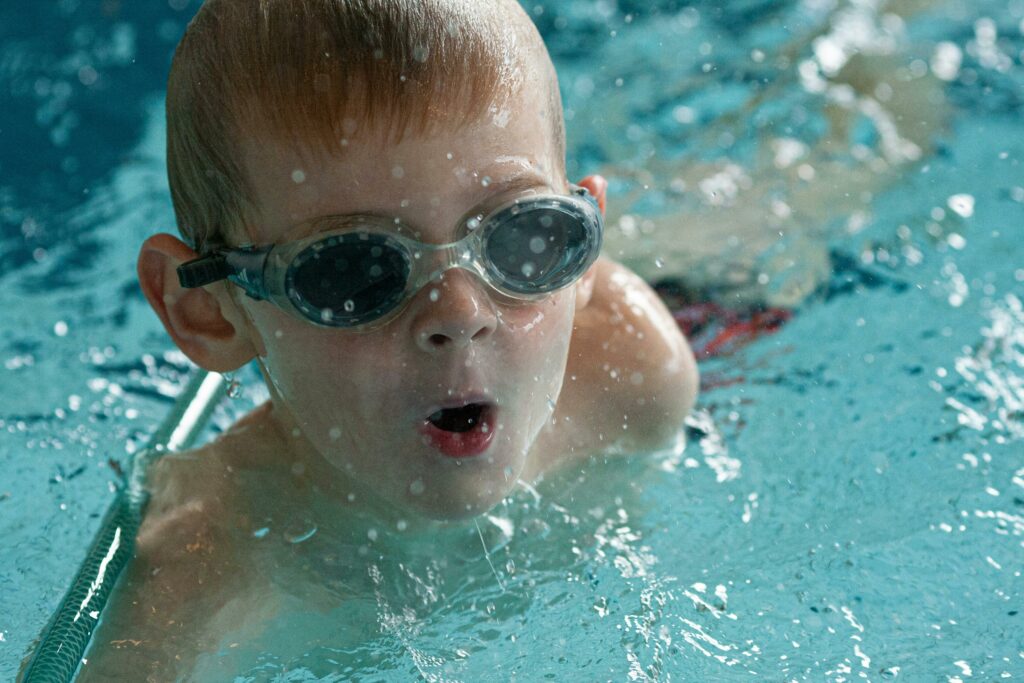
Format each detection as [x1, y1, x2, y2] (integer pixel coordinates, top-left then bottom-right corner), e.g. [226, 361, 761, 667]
[406, 477, 515, 522]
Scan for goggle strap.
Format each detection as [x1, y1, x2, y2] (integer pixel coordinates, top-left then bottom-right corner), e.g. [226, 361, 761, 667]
[177, 248, 272, 302]
[177, 254, 230, 289]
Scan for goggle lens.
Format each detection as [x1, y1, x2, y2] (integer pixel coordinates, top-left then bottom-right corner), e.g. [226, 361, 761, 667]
[287, 233, 410, 326]
[484, 205, 590, 293]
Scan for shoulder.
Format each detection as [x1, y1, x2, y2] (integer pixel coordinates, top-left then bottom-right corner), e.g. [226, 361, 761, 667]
[540, 257, 699, 464]
[75, 455, 232, 680]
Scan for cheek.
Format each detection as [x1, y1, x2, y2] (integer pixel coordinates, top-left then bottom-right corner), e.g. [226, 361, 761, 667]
[497, 293, 576, 392]
[249, 308, 404, 410]
[496, 290, 575, 336]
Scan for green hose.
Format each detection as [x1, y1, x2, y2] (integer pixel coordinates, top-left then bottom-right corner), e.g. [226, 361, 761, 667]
[20, 369, 226, 683]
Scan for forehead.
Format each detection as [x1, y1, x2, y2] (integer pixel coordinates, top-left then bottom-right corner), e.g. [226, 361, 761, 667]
[238, 85, 564, 244]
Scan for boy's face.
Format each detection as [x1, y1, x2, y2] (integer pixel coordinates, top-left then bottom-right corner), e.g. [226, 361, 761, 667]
[230, 84, 578, 520]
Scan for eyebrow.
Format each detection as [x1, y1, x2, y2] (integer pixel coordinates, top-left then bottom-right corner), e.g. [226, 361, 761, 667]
[298, 169, 555, 239]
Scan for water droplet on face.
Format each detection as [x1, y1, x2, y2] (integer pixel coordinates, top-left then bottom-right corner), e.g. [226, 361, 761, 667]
[226, 378, 242, 399]
[446, 152, 453, 160]
[343, 300, 356, 313]
[396, 519, 408, 531]
[429, 289, 440, 302]
[655, 258, 665, 269]
[391, 165, 404, 179]
[291, 169, 306, 183]
[467, 216, 482, 231]
[367, 528, 378, 542]
[529, 236, 547, 254]
[409, 479, 426, 496]
[521, 262, 536, 277]
[481, 176, 491, 187]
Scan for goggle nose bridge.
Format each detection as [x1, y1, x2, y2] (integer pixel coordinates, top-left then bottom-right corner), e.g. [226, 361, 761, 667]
[410, 232, 490, 292]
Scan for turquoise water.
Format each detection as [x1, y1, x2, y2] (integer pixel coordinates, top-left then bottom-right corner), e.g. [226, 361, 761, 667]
[2, 0, 1023, 680]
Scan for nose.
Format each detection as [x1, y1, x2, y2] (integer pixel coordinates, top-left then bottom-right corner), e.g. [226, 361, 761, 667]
[412, 269, 498, 351]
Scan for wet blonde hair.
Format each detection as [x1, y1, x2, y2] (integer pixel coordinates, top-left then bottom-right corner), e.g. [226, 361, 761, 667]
[167, 0, 565, 251]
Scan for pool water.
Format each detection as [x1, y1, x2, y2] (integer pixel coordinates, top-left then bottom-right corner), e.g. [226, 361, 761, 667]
[2, 0, 1023, 680]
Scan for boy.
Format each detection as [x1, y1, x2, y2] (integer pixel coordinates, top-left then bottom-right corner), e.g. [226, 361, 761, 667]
[80, 0, 697, 678]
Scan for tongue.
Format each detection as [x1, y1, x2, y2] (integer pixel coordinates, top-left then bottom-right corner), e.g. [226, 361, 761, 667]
[428, 404, 485, 433]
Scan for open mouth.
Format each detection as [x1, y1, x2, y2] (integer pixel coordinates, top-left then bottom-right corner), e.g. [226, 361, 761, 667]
[427, 403, 487, 433]
[420, 402, 496, 458]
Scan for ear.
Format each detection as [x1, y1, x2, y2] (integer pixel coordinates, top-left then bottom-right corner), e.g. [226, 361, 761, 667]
[576, 174, 607, 215]
[137, 233, 260, 372]
[573, 174, 607, 312]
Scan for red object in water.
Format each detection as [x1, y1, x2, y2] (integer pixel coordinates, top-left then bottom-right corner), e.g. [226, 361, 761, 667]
[672, 303, 792, 359]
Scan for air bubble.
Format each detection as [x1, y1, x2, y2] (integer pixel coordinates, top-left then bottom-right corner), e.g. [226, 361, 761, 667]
[521, 262, 536, 277]
[467, 216, 482, 231]
[947, 194, 975, 218]
[539, 215, 554, 228]
[655, 258, 664, 269]
[429, 289, 440, 302]
[529, 236, 546, 254]
[329, 427, 342, 441]
[369, 265, 383, 278]
[343, 300, 356, 313]
[321, 309, 335, 323]
[409, 478, 426, 495]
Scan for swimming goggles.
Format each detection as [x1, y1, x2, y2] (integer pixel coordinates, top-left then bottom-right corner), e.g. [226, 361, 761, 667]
[177, 186, 603, 329]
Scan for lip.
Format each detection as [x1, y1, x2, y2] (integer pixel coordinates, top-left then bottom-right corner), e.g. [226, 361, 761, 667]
[422, 392, 497, 415]
[416, 395, 498, 459]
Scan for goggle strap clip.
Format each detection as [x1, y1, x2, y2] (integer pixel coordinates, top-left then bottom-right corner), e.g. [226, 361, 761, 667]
[177, 254, 230, 289]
